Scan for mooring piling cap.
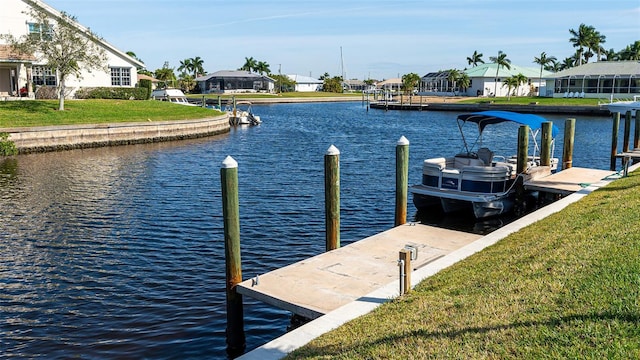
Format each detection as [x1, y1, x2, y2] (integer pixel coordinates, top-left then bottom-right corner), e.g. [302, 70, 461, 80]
[221, 155, 238, 169]
[397, 136, 409, 146]
[326, 145, 340, 156]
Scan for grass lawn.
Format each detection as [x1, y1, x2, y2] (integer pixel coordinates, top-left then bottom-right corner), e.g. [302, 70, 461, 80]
[287, 170, 640, 359]
[0, 99, 225, 128]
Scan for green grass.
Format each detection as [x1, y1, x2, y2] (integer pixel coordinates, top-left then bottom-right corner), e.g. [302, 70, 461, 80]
[287, 171, 640, 359]
[0, 99, 224, 128]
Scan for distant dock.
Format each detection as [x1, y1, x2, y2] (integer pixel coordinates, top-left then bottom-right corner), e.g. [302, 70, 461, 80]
[368, 100, 610, 116]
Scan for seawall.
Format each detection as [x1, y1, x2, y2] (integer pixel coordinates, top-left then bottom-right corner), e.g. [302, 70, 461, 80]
[369, 101, 610, 116]
[2, 114, 230, 154]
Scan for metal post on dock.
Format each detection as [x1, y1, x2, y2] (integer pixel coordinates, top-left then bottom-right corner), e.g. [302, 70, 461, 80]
[218, 96, 222, 110]
[325, 145, 340, 251]
[395, 136, 409, 226]
[610, 112, 620, 171]
[562, 118, 576, 170]
[623, 111, 632, 153]
[540, 122, 553, 167]
[220, 156, 245, 355]
[516, 125, 529, 174]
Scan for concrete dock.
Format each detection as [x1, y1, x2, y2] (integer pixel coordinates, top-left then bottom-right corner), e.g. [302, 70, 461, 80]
[524, 167, 617, 195]
[236, 224, 481, 319]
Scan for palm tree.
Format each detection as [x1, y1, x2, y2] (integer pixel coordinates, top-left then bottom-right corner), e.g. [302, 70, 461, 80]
[489, 50, 511, 97]
[155, 62, 176, 89]
[619, 41, 640, 60]
[502, 76, 519, 100]
[189, 56, 205, 78]
[447, 69, 461, 95]
[401, 72, 420, 95]
[255, 61, 270, 75]
[178, 58, 193, 77]
[569, 23, 593, 65]
[513, 73, 528, 96]
[586, 28, 606, 62]
[466, 50, 484, 67]
[457, 72, 471, 94]
[545, 60, 561, 73]
[533, 52, 556, 96]
[240, 57, 257, 72]
[560, 57, 574, 71]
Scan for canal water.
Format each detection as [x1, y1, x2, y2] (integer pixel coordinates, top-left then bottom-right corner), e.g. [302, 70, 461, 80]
[0, 102, 623, 359]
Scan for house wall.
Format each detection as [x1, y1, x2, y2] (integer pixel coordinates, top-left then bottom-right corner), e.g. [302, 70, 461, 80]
[295, 83, 319, 92]
[0, 0, 140, 97]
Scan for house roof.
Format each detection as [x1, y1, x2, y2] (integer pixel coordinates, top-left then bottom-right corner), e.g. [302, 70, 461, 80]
[551, 61, 640, 78]
[21, 0, 145, 69]
[196, 70, 275, 82]
[287, 74, 322, 84]
[377, 78, 402, 85]
[0, 44, 36, 62]
[464, 63, 546, 78]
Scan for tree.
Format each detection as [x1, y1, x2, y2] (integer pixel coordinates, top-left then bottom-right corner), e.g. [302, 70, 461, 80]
[271, 74, 295, 93]
[569, 23, 594, 66]
[466, 50, 484, 67]
[446, 69, 461, 95]
[1, 4, 107, 110]
[255, 61, 270, 75]
[154, 62, 176, 89]
[178, 58, 193, 77]
[533, 52, 556, 96]
[190, 56, 205, 78]
[619, 41, 640, 60]
[240, 57, 257, 72]
[513, 73, 528, 96]
[586, 27, 606, 62]
[489, 51, 511, 97]
[322, 75, 343, 93]
[401, 72, 420, 95]
[502, 76, 519, 100]
[457, 72, 471, 94]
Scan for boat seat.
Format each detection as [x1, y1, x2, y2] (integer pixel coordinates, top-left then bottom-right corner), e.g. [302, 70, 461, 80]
[477, 147, 494, 166]
[453, 156, 484, 169]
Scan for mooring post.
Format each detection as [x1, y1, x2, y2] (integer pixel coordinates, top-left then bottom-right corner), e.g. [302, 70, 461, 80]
[562, 118, 576, 170]
[623, 111, 632, 153]
[398, 249, 411, 295]
[540, 122, 553, 167]
[516, 125, 529, 174]
[395, 136, 410, 226]
[218, 96, 222, 110]
[220, 156, 245, 355]
[202, 95, 206, 108]
[634, 110, 640, 151]
[325, 145, 340, 251]
[610, 112, 620, 171]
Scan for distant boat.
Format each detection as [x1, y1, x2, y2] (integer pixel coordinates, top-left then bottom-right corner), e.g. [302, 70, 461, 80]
[410, 110, 558, 219]
[229, 101, 261, 126]
[151, 88, 197, 106]
[606, 95, 640, 116]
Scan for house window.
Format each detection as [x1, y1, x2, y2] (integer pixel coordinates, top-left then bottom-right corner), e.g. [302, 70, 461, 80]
[27, 22, 53, 40]
[111, 67, 131, 86]
[32, 66, 57, 86]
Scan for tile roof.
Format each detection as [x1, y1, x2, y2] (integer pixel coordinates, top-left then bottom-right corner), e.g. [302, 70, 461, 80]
[0, 44, 36, 62]
[550, 61, 640, 78]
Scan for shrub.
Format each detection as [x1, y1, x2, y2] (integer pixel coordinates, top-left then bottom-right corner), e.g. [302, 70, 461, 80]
[75, 87, 148, 100]
[138, 79, 152, 100]
[0, 132, 18, 156]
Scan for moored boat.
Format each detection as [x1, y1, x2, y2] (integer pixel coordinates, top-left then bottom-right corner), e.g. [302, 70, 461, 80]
[606, 95, 640, 116]
[151, 88, 197, 106]
[410, 110, 559, 219]
[229, 101, 261, 126]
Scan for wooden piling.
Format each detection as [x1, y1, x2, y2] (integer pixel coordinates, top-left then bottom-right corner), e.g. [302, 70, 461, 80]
[324, 145, 340, 251]
[634, 110, 640, 150]
[220, 156, 245, 355]
[399, 249, 411, 295]
[623, 111, 632, 153]
[516, 125, 529, 174]
[540, 122, 553, 167]
[562, 118, 576, 170]
[395, 136, 409, 226]
[610, 112, 620, 171]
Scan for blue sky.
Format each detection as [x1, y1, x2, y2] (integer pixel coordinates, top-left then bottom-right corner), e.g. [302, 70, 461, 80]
[46, 0, 640, 80]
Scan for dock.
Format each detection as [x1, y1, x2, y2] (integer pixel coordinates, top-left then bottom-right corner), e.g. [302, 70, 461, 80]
[236, 224, 481, 319]
[524, 167, 617, 195]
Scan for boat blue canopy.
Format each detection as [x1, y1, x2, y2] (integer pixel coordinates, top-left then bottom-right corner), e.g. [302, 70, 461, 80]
[457, 111, 559, 137]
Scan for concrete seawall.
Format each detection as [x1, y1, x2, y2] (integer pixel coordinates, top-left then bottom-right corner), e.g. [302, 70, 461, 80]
[2, 114, 230, 154]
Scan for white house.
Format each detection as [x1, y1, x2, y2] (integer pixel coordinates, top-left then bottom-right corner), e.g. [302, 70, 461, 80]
[0, 0, 144, 98]
[550, 61, 640, 99]
[287, 74, 321, 92]
[463, 64, 548, 97]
